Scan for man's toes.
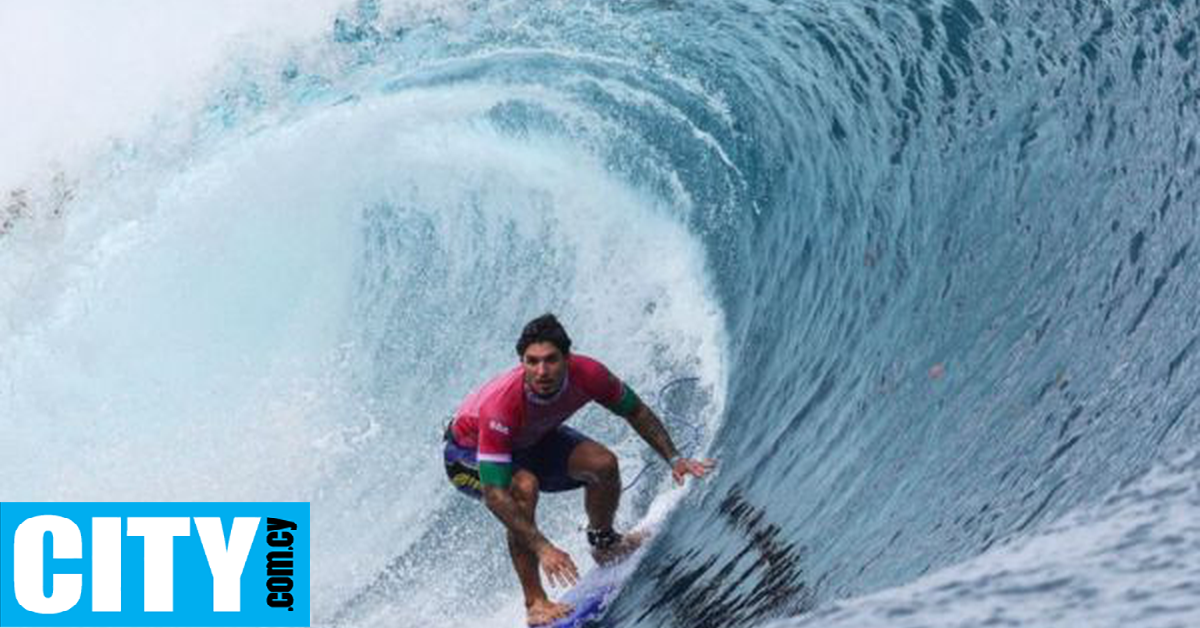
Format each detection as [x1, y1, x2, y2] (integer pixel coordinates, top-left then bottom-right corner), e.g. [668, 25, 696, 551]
[528, 601, 572, 626]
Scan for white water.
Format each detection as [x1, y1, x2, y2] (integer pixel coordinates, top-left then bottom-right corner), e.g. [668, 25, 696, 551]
[0, 1, 360, 192]
[0, 3, 728, 623]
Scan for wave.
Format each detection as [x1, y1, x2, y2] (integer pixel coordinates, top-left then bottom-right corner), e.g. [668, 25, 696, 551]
[3, 0, 1199, 626]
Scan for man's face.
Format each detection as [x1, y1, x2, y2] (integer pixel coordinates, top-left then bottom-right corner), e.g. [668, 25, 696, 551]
[522, 342, 567, 397]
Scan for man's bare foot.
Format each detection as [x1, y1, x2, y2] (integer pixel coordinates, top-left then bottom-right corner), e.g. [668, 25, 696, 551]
[527, 598, 573, 626]
[591, 529, 649, 566]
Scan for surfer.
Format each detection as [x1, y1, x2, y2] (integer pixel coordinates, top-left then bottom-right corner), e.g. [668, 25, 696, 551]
[442, 313, 715, 625]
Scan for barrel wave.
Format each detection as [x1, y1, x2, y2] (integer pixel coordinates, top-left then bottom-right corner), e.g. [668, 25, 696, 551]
[2, 0, 1199, 626]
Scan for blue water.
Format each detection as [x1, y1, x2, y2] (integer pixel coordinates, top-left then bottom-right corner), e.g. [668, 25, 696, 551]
[3, 0, 1200, 626]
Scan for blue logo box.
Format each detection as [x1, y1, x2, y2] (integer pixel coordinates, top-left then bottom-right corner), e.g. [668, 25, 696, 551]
[0, 502, 309, 627]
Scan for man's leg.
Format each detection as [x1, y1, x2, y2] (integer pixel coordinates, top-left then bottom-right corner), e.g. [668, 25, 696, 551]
[507, 470, 572, 625]
[567, 441, 646, 564]
[566, 441, 622, 531]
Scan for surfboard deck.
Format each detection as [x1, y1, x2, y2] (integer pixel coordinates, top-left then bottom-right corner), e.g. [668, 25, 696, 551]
[546, 584, 616, 628]
[541, 530, 651, 628]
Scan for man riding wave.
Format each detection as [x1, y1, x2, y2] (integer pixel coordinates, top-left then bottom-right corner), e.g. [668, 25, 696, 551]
[443, 314, 715, 625]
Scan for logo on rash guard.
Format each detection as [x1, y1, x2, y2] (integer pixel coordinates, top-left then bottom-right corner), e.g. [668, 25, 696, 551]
[488, 421, 510, 435]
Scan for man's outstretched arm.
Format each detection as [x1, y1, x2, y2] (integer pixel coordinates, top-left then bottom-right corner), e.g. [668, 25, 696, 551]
[622, 401, 716, 485]
[482, 485, 579, 587]
[622, 401, 680, 462]
[482, 485, 548, 551]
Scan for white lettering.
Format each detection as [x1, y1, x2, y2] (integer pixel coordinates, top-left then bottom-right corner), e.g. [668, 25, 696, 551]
[126, 517, 190, 612]
[13, 515, 82, 614]
[195, 517, 260, 612]
[91, 517, 122, 612]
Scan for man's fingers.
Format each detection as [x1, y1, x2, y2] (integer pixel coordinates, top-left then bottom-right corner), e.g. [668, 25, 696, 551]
[563, 556, 578, 585]
[672, 458, 718, 485]
[545, 564, 563, 588]
[543, 553, 579, 588]
[554, 564, 577, 588]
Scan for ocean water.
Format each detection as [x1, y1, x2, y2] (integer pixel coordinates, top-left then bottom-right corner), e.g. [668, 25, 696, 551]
[2, 1, 1199, 627]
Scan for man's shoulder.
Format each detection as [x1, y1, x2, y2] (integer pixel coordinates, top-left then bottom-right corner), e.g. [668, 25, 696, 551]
[568, 354, 623, 402]
[568, 353, 606, 373]
[475, 366, 525, 411]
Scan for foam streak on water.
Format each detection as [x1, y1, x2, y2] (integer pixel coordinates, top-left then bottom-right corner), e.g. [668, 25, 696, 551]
[767, 449, 1200, 628]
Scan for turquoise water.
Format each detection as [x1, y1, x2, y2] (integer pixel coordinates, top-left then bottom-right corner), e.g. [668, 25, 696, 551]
[2, 0, 1199, 626]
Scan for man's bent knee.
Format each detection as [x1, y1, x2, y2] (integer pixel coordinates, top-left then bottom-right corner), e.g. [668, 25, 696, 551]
[511, 472, 540, 503]
[594, 450, 619, 478]
[571, 444, 620, 485]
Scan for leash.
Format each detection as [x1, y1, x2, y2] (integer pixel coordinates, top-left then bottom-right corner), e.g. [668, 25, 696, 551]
[622, 376, 705, 491]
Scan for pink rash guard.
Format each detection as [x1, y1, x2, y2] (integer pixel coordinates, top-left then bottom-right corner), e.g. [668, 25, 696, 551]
[449, 354, 629, 467]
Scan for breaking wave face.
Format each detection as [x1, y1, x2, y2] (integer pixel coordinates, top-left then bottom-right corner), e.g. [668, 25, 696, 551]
[3, 0, 1200, 626]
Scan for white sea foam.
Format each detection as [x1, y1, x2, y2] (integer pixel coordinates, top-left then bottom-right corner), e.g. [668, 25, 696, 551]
[0, 7, 729, 625]
[0, 1, 361, 192]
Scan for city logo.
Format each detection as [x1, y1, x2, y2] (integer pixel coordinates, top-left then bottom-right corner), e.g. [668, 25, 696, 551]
[0, 502, 309, 627]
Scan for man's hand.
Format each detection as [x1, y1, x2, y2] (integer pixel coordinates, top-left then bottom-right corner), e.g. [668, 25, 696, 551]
[536, 543, 579, 588]
[671, 457, 716, 485]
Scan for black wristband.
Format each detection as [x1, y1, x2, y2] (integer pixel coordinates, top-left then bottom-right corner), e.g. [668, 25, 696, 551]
[586, 527, 622, 550]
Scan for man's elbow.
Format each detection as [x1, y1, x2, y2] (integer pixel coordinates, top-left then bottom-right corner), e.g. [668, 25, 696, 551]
[623, 400, 648, 422]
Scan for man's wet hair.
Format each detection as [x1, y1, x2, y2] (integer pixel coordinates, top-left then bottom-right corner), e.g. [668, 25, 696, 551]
[516, 313, 572, 357]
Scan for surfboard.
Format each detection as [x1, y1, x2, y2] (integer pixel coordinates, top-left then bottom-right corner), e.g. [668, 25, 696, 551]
[544, 531, 650, 628]
[547, 583, 616, 628]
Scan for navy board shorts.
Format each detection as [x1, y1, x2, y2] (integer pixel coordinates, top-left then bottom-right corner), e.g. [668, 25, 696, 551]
[443, 423, 591, 500]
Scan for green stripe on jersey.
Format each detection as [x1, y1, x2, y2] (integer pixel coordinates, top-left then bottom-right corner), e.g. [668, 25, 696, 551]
[611, 385, 642, 417]
[479, 461, 513, 487]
